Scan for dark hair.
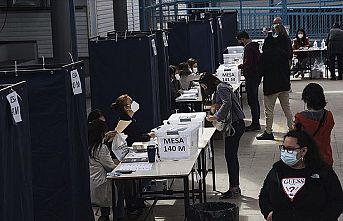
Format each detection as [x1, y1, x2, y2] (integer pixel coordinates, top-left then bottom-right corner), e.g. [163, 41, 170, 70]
[199, 73, 221, 94]
[111, 94, 131, 114]
[178, 62, 191, 76]
[237, 31, 250, 40]
[302, 83, 326, 110]
[88, 119, 108, 159]
[296, 28, 308, 46]
[187, 58, 198, 69]
[88, 109, 106, 124]
[284, 128, 326, 168]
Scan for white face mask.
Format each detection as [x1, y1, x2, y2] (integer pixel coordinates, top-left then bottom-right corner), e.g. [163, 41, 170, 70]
[298, 34, 304, 39]
[175, 74, 181, 80]
[193, 67, 198, 73]
[131, 101, 140, 113]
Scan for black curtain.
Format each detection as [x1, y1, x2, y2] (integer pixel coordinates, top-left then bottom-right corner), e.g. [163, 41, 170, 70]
[89, 35, 161, 132]
[220, 11, 239, 48]
[0, 65, 93, 221]
[168, 20, 216, 73]
[0, 82, 34, 221]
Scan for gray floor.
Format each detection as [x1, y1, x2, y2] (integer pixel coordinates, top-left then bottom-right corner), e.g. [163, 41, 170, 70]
[91, 78, 343, 220]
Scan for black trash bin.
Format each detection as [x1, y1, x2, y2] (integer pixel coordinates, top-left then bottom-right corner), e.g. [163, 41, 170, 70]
[188, 202, 239, 221]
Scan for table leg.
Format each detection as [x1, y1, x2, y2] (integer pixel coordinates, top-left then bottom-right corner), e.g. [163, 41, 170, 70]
[197, 157, 203, 203]
[111, 180, 116, 218]
[202, 148, 207, 202]
[184, 176, 190, 219]
[210, 137, 216, 191]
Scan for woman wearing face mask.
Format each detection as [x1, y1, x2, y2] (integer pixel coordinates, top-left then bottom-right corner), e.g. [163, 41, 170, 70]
[294, 83, 335, 166]
[187, 58, 199, 74]
[169, 65, 182, 110]
[111, 94, 155, 147]
[199, 73, 245, 199]
[178, 62, 200, 90]
[259, 129, 343, 221]
[292, 28, 310, 78]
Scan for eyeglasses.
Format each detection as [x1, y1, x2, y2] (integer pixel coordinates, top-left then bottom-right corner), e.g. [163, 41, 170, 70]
[279, 145, 303, 154]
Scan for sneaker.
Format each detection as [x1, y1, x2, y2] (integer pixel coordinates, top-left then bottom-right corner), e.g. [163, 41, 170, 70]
[219, 188, 241, 199]
[245, 124, 261, 132]
[256, 131, 274, 140]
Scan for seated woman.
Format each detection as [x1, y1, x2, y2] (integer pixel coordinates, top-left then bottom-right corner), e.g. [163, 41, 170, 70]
[178, 62, 200, 90]
[88, 119, 118, 221]
[295, 83, 335, 166]
[169, 65, 182, 110]
[292, 28, 310, 78]
[259, 129, 343, 221]
[111, 94, 154, 146]
[187, 58, 199, 74]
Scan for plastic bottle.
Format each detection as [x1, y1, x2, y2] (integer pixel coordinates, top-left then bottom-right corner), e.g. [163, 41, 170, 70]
[321, 39, 326, 49]
[313, 40, 318, 48]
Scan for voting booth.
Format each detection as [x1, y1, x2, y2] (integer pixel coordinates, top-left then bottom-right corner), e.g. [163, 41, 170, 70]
[168, 20, 216, 73]
[89, 33, 161, 132]
[0, 81, 34, 221]
[223, 46, 244, 65]
[0, 63, 94, 221]
[155, 124, 200, 159]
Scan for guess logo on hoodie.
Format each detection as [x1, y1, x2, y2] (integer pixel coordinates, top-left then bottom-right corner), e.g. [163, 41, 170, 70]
[282, 178, 306, 202]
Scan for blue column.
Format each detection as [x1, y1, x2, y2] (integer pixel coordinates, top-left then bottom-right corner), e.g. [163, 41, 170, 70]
[239, 0, 243, 30]
[281, 0, 288, 25]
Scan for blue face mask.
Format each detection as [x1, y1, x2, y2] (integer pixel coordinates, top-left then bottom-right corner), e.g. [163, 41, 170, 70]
[280, 151, 300, 166]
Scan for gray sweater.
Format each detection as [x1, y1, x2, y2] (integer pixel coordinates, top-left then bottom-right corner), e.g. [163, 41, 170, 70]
[214, 83, 245, 122]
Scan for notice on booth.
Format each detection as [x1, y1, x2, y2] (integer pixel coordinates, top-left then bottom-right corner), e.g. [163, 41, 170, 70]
[6, 91, 22, 123]
[70, 69, 82, 95]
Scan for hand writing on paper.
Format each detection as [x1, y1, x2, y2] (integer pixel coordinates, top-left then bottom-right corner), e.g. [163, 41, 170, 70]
[105, 130, 117, 141]
[206, 115, 217, 122]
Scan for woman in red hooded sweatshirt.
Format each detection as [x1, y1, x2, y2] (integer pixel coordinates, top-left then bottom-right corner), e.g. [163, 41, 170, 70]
[294, 83, 335, 166]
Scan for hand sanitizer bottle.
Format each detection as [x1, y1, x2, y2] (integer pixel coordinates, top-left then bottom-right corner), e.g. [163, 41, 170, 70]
[321, 39, 326, 49]
[313, 40, 318, 48]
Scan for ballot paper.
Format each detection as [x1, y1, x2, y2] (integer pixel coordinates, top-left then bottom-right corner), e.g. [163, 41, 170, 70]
[115, 120, 132, 133]
[118, 162, 152, 171]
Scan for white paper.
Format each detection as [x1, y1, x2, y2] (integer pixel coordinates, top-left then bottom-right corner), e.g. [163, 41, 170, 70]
[70, 69, 82, 95]
[111, 133, 130, 161]
[151, 39, 157, 56]
[218, 18, 222, 29]
[118, 163, 152, 171]
[6, 91, 22, 123]
[115, 120, 132, 133]
[162, 32, 168, 47]
[210, 21, 214, 33]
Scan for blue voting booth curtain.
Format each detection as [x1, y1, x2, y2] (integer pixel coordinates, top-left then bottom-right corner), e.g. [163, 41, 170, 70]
[168, 20, 216, 73]
[0, 66, 94, 221]
[0, 82, 34, 221]
[89, 35, 161, 132]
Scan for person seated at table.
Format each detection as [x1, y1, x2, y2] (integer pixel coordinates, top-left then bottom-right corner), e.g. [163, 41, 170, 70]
[169, 65, 182, 110]
[111, 94, 155, 147]
[292, 28, 310, 78]
[187, 58, 199, 74]
[178, 62, 200, 90]
[259, 129, 343, 221]
[88, 119, 118, 221]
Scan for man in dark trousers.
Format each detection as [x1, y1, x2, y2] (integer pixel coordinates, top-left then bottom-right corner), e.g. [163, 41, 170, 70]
[238, 31, 262, 131]
[327, 23, 343, 80]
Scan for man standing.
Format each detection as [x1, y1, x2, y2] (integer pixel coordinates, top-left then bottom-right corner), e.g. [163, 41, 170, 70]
[327, 23, 343, 80]
[256, 35, 293, 140]
[237, 31, 262, 131]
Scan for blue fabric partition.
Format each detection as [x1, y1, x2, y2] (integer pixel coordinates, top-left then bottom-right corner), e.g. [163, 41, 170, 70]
[89, 34, 161, 132]
[0, 81, 33, 221]
[0, 64, 94, 221]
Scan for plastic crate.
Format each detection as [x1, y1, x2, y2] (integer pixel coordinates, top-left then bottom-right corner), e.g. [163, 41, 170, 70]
[227, 46, 244, 54]
[223, 54, 243, 65]
[167, 112, 206, 139]
[155, 124, 199, 159]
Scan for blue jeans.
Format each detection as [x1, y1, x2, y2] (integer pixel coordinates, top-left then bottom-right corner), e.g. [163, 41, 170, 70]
[224, 119, 245, 187]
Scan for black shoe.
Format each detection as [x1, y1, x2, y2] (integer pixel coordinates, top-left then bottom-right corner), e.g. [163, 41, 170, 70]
[256, 131, 274, 140]
[338, 76, 342, 80]
[219, 188, 241, 199]
[245, 124, 261, 132]
[330, 76, 337, 80]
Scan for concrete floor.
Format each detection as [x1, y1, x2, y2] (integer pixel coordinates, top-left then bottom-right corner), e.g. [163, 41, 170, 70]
[91, 78, 343, 220]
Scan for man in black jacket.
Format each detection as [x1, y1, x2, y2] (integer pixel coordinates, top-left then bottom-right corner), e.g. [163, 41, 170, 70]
[327, 23, 343, 80]
[257, 36, 293, 140]
[237, 31, 262, 131]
